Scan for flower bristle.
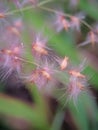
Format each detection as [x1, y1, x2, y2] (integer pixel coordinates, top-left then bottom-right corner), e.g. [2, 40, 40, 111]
[60, 56, 69, 70]
[53, 11, 70, 32]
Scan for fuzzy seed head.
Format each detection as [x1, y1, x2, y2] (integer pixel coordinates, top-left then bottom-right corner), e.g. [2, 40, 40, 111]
[32, 43, 48, 55]
[14, 19, 23, 29]
[60, 56, 69, 70]
[89, 31, 96, 47]
[31, 34, 50, 63]
[0, 13, 5, 18]
[67, 75, 86, 103]
[69, 70, 85, 78]
[1, 49, 12, 55]
[70, 13, 85, 31]
[54, 12, 70, 32]
[28, 68, 51, 90]
[76, 82, 85, 90]
[7, 26, 20, 36]
[40, 69, 51, 80]
[71, 16, 79, 25]
[0, 43, 23, 77]
[60, 16, 70, 31]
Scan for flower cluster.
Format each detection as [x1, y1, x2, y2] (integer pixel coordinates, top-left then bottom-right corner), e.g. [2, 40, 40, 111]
[53, 11, 84, 32]
[0, 0, 93, 104]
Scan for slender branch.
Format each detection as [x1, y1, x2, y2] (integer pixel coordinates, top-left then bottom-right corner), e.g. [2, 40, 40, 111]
[5, 0, 53, 16]
[39, 6, 93, 31]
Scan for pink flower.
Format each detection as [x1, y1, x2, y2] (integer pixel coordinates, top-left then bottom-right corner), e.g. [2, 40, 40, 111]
[32, 33, 48, 61]
[78, 31, 98, 47]
[27, 68, 51, 90]
[70, 12, 85, 32]
[0, 43, 23, 81]
[53, 11, 70, 32]
[66, 75, 86, 103]
[27, 61, 55, 90]
[32, 33, 58, 65]
[66, 60, 87, 103]
[59, 56, 69, 70]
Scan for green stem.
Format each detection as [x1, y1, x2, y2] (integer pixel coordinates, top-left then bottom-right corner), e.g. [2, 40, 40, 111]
[39, 6, 93, 31]
[38, 0, 53, 6]
[50, 108, 65, 130]
[5, 0, 53, 16]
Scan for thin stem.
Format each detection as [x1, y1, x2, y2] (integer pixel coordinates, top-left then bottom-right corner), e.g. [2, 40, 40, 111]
[39, 6, 93, 31]
[81, 20, 93, 30]
[4, 0, 53, 16]
[18, 56, 62, 74]
[38, 0, 53, 6]
[5, 5, 33, 16]
[3, 1, 93, 33]
[18, 57, 40, 67]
